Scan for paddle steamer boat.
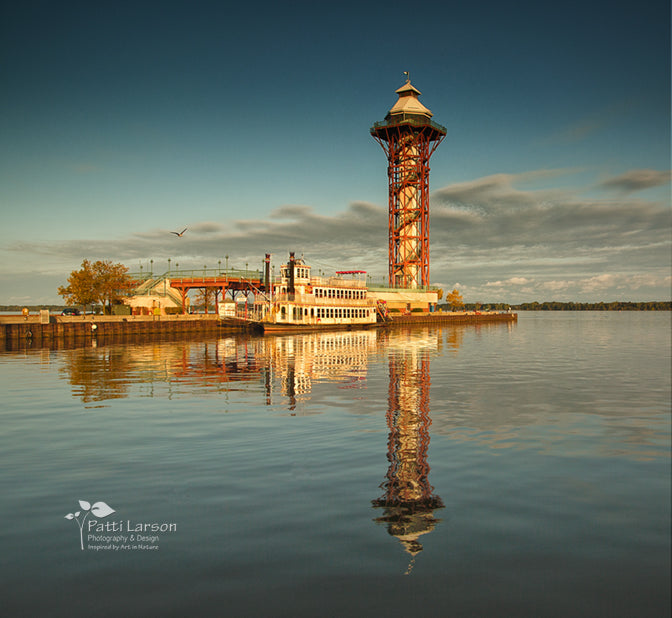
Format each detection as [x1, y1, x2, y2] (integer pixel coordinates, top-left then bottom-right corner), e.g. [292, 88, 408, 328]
[257, 253, 381, 332]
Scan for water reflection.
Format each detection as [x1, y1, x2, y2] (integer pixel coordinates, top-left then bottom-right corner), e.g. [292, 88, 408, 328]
[373, 329, 444, 573]
[54, 328, 449, 568]
[262, 331, 377, 410]
[55, 331, 381, 405]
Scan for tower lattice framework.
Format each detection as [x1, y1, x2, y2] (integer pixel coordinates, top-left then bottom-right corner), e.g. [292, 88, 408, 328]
[371, 80, 446, 289]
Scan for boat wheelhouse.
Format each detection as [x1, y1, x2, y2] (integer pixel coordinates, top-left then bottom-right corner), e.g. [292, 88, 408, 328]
[257, 253, 379, 332]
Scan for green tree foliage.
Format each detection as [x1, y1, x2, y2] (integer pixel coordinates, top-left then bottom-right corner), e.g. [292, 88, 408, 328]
[58, 260, 135, 312]
[514, 301, 671, 311]
[456, 301, 670, 311]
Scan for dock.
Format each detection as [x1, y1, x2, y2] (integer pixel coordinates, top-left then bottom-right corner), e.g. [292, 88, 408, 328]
[0, 311, 516, 349]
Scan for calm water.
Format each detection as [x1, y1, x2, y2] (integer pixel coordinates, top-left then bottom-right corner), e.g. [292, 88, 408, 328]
[1, 313, 669, 617]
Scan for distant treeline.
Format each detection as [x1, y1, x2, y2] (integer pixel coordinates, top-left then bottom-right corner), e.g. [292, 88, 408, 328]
[457, 301, 671, 311]
[0, 305, 67, 312]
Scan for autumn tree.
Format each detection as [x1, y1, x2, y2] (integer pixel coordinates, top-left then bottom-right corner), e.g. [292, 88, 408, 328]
[193, 287, 216, 314]
[58, 260, 135, 313]
[94, 260, 135, 311]
[445, 288, 464, 310]
[57, 260, 98, 309]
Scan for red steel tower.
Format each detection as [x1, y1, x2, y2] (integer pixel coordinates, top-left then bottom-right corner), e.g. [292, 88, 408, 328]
[371, 78, 446, 289]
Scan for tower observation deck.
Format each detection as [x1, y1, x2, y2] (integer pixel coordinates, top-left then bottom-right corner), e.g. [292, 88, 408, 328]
[370, 79, 446, 289]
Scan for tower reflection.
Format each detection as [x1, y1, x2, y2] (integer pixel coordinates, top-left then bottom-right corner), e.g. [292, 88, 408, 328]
[372, 328, 444, 573]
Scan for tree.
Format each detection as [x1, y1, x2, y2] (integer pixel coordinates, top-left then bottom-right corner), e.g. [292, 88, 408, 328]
[58, 260, 135, 312]
[58, 260, 98, 309]
[94, 260, 135, 311]
[194, 287, 216, 314]
[446, 288, 464, 310]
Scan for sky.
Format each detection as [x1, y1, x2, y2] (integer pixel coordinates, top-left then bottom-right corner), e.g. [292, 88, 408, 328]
[1, 0, 670, 304]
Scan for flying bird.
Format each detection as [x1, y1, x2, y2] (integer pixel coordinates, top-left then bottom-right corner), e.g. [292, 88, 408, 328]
[170, 228, 187, 237]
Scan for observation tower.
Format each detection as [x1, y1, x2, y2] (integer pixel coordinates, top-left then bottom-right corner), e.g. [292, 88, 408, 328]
[371, 77, 446, 289]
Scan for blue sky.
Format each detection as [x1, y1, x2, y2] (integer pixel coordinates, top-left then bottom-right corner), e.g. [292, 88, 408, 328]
[1, 0, 670, 304]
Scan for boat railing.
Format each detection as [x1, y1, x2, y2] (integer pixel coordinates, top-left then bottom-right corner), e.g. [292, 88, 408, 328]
[270, 294, 375, 306]
[308, 277, 367, 289]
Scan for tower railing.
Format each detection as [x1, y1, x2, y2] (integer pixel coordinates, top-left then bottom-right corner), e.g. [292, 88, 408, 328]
[371, 117, 446, 133]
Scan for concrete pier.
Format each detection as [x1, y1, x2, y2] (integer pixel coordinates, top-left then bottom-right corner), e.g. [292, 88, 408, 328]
[0, 311, 517, 350]
[0, 314, 252, 349]
[387, 311, 517, 325]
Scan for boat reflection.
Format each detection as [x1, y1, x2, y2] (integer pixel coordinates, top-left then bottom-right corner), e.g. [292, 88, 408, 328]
[372, 328, 444, 573]
[56, 327, 448, 569]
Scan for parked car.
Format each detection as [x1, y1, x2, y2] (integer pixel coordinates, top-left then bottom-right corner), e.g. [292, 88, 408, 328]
[61, 307, 81, 316]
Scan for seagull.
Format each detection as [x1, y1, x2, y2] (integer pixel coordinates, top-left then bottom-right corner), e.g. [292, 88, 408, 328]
[170, 228, 187, 237]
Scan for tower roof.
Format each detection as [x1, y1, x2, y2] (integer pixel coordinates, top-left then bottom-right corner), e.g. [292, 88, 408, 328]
[387, 80, 433, 120]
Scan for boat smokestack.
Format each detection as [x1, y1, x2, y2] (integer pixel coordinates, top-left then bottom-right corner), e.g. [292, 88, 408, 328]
[288, 252, 296, 299]
[264, 253, 271, 295]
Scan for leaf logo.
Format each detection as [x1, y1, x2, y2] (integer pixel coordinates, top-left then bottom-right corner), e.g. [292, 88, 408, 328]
[65, 500, 116, 550]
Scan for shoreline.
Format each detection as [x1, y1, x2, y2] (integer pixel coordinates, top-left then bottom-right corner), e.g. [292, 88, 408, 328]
[0, 311, 517, 349]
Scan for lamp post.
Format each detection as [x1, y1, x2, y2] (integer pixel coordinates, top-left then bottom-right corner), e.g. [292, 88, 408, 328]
[225, 255, 229, 271]
[150, 259, 153, 276]
[168, 258, 171, 274]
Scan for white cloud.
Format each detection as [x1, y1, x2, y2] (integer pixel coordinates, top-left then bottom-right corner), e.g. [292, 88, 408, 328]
[2, 169, 670, 304]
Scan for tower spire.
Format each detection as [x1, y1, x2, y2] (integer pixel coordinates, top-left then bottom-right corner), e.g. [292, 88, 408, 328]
[370, 80, 446, 289]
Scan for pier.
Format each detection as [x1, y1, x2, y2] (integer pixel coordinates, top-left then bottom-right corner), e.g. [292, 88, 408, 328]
[0, 311, 516, 350]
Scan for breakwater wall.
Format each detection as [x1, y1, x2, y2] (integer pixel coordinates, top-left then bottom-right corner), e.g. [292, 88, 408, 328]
[0, 314, 251, 349]
[0, 311, 517, 349]
[388, 312, 517, 325]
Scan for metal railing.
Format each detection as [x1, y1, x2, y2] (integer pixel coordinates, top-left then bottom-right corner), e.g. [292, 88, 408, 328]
[129, 268, 263, 282]
[371, 117, 447, 134]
